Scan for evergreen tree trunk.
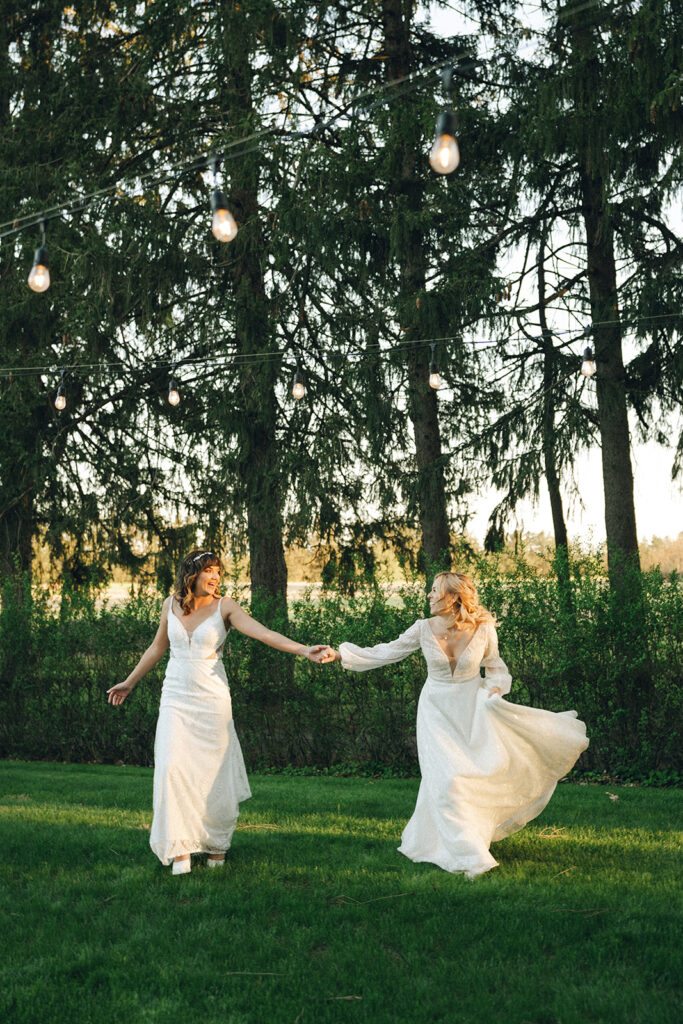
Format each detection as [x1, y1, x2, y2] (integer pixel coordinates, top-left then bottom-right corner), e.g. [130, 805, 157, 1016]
[216, 9, 291, 741]
[217, 10, 288, 616]
[567, 4, 641, 591]
[382, 0, 450, 575]
[538, 228, 573, 617]
[580, 172, 641, 582]
[564, 1, 650, 719]
[0, 6, 52, 589]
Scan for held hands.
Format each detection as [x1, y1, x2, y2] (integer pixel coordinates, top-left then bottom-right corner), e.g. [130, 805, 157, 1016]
[305, 645, 341, 664]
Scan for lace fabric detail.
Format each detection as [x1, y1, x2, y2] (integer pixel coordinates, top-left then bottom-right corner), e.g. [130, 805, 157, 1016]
[339, 617, 589, 876]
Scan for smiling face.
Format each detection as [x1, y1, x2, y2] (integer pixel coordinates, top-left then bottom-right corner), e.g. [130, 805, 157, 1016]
[428, 577, 452, 617]
[194, 564, 221, 597]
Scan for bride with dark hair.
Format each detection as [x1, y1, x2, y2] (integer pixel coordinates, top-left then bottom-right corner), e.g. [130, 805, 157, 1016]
[107, 549, 327, 875]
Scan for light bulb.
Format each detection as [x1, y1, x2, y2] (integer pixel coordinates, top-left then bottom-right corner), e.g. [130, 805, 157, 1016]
[429, 135, 460, 174]
[292, 380, 305, 400]
[429, 371, 442, 390]
[580, 347, 596, 377]
[28, 245, 50, 292]
[210, 190, 238, 242]
[212, 208, 238, 242]
[55, 390, 66, 410]
[168, 387, 180, 406]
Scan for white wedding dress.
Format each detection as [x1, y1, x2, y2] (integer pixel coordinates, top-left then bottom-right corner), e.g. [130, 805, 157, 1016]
[150, 600, 251, 865]
[340, 619, 589, 878]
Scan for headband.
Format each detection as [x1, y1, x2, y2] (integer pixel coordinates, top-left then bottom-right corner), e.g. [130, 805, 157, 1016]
[192, 551, 215, 562]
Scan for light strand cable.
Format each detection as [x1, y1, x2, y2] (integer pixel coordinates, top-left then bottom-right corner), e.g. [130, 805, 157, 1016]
[1, 314, 678, 381]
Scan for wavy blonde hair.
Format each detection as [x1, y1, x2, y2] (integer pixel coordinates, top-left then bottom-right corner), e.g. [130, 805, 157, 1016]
[173, 549, 222, 615]
[432, 571, 495, 629]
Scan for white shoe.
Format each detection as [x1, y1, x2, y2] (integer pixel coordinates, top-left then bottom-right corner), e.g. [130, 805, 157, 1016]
[172, 858, 191, 875]
[207, 857, 225, 868]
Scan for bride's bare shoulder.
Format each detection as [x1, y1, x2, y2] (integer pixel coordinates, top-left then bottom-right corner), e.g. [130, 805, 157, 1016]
[218, 594, 241, 618]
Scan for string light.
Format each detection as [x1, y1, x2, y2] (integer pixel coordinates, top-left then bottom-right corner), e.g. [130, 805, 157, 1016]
[209, 156, 238, 243]
[429, 342, 442, 389]
[581, 346, 596, 377]
[1, 318, 676, 395]
[54, 370, 66, 410]
[292, 358, 305, 400]
[167, 361, 180, 405]
[27, 219, 50, 293]
[429, 68, 460, 175]
[168, 382, 180, 405]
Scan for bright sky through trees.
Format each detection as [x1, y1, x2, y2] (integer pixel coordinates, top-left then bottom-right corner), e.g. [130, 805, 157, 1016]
[426, 0, 682, 544]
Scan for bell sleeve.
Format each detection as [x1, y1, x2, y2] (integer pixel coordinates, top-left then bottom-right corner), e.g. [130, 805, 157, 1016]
[339, 619, 423, 672]
[481, 621, 512, 696]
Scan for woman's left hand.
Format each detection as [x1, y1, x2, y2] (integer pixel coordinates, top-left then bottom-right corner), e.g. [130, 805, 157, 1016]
[305, 645, 334, 663]
[487, 687, 502, 699]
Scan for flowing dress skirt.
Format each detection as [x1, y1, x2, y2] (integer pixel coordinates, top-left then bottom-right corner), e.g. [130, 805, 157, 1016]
[398, 675, 589, 877]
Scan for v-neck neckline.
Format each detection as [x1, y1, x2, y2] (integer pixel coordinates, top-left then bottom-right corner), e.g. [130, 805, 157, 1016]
[171, 599, 221, 639]
[428, 621, 478, 677]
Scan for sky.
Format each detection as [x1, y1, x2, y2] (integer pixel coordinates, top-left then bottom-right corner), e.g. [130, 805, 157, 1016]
[425, 2, 681, 545]
[465, 437, 681, 545]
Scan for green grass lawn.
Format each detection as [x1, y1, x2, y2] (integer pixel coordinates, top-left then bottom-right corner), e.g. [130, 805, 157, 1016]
[2, 762, 680, 1024]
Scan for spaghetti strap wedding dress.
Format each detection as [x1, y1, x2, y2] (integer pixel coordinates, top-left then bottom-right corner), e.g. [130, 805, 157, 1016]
[339, 619, 589, 878]
[150, 600, 251, 865]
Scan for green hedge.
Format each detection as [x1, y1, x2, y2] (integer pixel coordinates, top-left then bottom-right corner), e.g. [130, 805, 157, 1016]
[1, 552, 681, 782]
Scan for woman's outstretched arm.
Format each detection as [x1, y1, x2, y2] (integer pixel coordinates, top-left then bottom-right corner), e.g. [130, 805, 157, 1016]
[223, 597, 328, 663]
[107, 598, 171, 706]
[320, 620, 423, 671]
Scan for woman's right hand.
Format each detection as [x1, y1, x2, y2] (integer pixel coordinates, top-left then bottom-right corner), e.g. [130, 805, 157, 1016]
[319, 647, 341, 664]
[107, 680, 136, 706]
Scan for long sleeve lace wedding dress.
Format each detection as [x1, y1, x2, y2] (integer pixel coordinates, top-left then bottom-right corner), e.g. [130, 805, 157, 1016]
[339, 618, 589, 878]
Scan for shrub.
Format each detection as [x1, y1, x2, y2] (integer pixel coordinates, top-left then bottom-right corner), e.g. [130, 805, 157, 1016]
[0, 554, 680, 781]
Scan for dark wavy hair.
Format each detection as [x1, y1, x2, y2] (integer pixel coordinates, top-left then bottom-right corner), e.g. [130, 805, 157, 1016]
[173, 549, 223, 615]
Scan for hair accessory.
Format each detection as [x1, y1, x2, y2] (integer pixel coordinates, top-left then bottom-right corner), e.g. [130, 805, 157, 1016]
[192, 551, 215, 563]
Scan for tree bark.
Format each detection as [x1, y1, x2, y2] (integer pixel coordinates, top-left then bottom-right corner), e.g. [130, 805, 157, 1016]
[217, 10, 288, 615]
[382, 0, 451, 575]
[565, 1, 650, 717]
[579, 168, 641, 582]
[538, 227, 573, 617]
[568, 5, 641, 591]
[215, 8, 291, 731]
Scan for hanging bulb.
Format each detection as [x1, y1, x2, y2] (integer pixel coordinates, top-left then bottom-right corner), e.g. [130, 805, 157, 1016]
[28, 220, 50, 295]
[28, 219, 50, 292]
[429, 111, 460, 175]
[292, 363, 305, 400]
[168, 384, 180, 406]
[428, 342, 442, 389]
[28, 250, 50, 292]
[210, 190, 238, 242]
[55, 384, 66, 410]
[580, 346, 596, 377]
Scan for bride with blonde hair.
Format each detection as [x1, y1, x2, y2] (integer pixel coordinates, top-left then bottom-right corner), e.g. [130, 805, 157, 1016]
[323, 570, 589, 878]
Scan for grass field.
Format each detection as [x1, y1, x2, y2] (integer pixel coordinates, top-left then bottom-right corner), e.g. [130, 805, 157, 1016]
[2, 762, 680, 1024]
